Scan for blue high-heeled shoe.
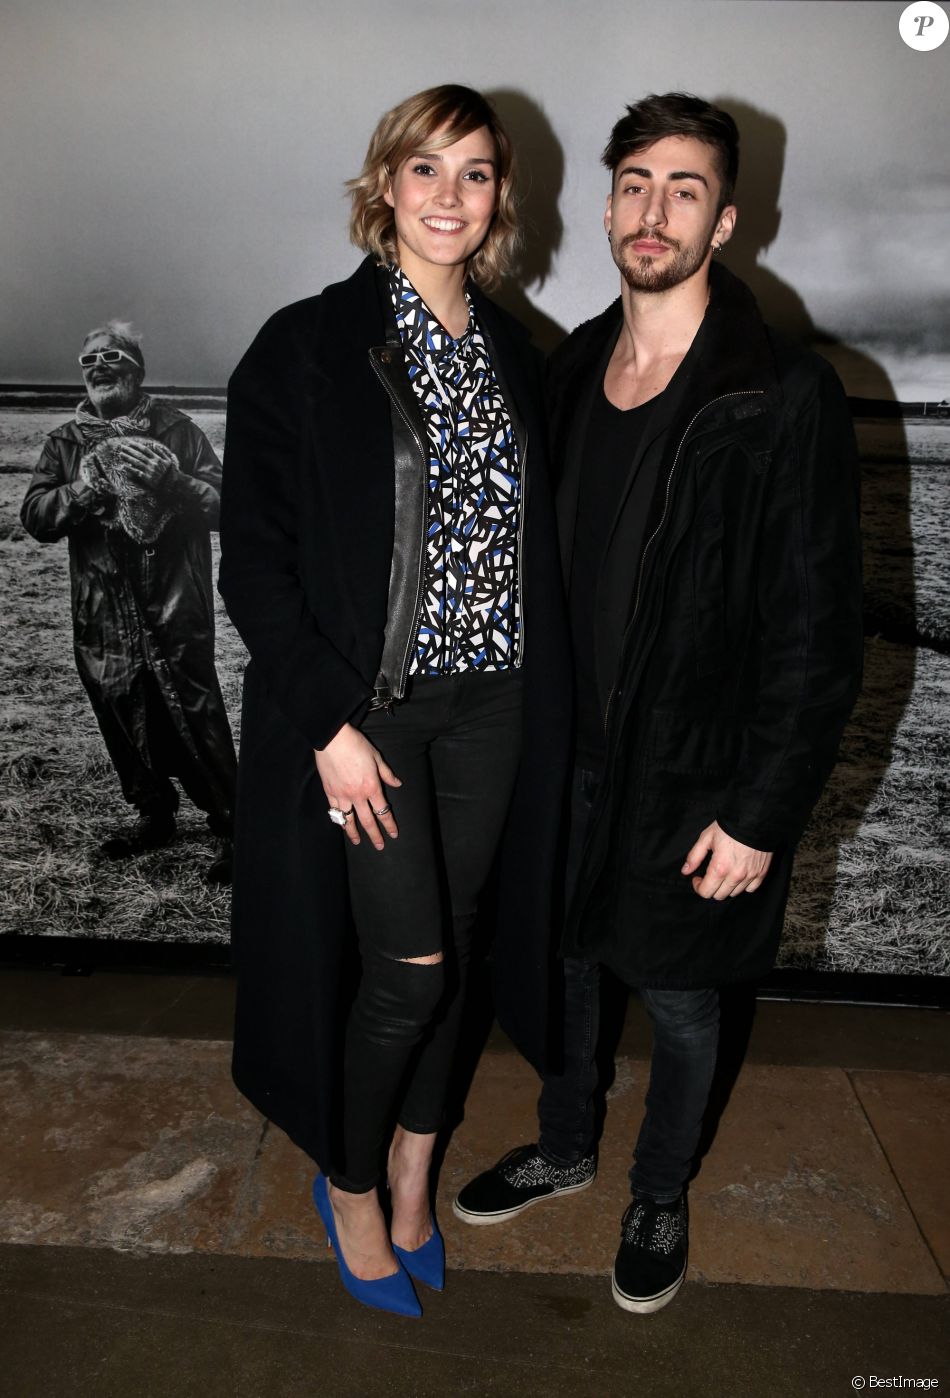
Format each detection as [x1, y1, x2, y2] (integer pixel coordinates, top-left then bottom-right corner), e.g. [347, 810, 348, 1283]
[312, 1174, 421, 1318]
[393, 1219, 445, 1292]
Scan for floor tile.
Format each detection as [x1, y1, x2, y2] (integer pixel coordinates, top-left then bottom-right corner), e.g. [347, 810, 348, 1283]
[222, 1119, 330, 1262]
[851, 1069, 950, 1277]
[2, 1029, 945, 1297]
[0, 1031, 258, 1254]
[690, 1063, 946, 1294]
[437, 1053, 947, 1294]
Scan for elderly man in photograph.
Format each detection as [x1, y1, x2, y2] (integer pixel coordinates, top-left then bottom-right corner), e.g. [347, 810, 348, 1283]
[21, 321, 236, 883]
[454, 94, 863, 1313]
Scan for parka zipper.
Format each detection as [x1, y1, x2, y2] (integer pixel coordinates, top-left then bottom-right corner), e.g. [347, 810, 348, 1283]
[602, 389, 765, 738]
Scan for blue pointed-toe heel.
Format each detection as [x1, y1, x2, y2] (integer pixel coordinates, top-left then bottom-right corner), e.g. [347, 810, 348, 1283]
[312, 1174, 422, 1318]
[393, 1219, 445, 1292]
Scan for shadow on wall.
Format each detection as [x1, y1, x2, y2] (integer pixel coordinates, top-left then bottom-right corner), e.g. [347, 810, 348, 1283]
[696, 97, 919, 1160]
[487, 89, 568, 353]
[717, 93, 916, 927]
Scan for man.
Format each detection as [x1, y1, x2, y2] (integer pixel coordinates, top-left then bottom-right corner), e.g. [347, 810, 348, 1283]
[21, 320, 237, 882]
[454, 95, 863, 1313]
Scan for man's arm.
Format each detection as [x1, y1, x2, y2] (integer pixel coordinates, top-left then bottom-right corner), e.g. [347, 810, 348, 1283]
[144, 419, 223, 527]
[716, 357, 863, 854]
[20, 438, 111, 541]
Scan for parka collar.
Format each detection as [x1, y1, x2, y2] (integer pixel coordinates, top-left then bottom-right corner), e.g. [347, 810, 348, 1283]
[566, 261, 778, 411]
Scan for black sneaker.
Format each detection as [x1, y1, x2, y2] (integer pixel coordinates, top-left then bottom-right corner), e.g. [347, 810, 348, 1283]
[452, 1143, 596, 1226]
[611, 1194, 688, 1314]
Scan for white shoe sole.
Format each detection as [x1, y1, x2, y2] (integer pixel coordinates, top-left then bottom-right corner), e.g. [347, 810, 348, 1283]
[611, 1262, 687, 1314]
[451, 1173, 595, 1227]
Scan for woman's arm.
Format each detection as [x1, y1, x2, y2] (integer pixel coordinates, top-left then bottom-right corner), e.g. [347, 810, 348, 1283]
[219, 310, 400, 846]
[219, 311, 374, 753]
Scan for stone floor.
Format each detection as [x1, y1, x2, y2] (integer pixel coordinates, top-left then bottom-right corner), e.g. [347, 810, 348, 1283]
[0, 966, 947, 1396]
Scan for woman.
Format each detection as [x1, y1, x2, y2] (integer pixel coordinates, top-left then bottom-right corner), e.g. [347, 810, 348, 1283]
[219, 85, 570, 1317]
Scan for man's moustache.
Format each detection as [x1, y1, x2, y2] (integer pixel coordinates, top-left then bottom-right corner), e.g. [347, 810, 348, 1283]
[619, 231, 680, 252]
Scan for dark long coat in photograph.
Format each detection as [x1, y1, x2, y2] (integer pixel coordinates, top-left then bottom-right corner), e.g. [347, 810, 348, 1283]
[20, 404, 236, 816]
[551, 264, 864, 989]
[219, 256, 571, 1171]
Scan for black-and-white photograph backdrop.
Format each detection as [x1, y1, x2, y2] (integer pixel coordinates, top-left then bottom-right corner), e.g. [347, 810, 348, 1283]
[1, 0, 947, 981]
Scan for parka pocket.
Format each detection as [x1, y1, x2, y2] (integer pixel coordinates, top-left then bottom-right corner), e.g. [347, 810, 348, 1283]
[626, 710, 740, 880]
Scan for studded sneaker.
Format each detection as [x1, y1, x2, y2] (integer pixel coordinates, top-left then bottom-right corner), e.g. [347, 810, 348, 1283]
[611, 1193, 688, 1314]
[452, 1143, 596, 1225]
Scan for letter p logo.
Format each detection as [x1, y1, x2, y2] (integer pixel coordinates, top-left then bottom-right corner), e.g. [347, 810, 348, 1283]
[900, 0, 949, 48]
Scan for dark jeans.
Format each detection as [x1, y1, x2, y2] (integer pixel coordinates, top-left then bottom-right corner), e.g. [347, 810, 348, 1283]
[331, 669, 523, 1193]
[538, 763, 720, 1204]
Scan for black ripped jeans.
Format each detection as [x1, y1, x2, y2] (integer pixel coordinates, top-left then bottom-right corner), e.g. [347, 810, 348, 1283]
[329, 669, 523, 1193]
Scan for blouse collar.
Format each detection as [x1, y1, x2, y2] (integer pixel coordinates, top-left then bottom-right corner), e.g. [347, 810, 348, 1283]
[389, 264, 476, 363]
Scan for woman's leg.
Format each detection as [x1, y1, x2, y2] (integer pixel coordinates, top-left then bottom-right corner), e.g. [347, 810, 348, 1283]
[329, 680, 450, 1277]
[389, 670, 524, 1248]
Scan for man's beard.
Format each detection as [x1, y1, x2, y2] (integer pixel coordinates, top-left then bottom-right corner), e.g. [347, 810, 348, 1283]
[86, 372, 140, 417]
[612, 229, 712, 294]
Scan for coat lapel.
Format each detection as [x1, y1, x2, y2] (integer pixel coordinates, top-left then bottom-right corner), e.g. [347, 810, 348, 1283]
[554, 315, 620, 586]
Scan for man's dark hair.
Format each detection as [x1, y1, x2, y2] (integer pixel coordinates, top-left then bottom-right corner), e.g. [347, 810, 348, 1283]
[602, 93, 739, 212]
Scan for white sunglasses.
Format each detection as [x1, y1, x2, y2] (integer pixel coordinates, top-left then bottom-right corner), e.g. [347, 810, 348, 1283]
[78, 348, 141, 369]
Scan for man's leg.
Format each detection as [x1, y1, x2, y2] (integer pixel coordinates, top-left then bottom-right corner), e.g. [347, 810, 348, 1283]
[631, 986, 719, 1201]
[93, 673, 179, 857]
[612, 985, 719, 1315]
[453, 765, 602, 1224]
[140, 669, 237, 880]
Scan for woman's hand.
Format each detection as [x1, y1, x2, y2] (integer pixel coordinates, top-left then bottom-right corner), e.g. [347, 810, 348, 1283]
[314, 722, 401, 851]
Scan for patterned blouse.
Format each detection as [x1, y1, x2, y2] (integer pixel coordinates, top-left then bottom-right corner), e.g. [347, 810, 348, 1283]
[390, 266, 522, 676]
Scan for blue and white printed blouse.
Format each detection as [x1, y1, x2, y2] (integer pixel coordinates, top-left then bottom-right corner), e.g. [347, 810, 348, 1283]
[390, 266, 522, 676]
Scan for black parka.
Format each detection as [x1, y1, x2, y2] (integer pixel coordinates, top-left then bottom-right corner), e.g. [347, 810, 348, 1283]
[552, 265, 863, 988]
[219, 257, 571, 1170]
[20, 403, 236, 816]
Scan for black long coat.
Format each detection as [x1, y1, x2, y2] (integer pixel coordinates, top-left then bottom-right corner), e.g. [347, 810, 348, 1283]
[20, 404, 236, 814]
[219, 257, 571, 1169]
[553, 265, 863, 988]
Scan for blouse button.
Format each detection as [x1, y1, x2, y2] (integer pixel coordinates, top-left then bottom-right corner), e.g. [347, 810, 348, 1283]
[381, 350, 392, 365]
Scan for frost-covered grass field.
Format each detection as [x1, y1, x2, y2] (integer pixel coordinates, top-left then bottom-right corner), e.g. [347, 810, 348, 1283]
[1, 408, 948, 973]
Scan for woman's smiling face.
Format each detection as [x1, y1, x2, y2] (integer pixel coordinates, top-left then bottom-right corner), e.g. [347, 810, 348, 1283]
[384, 125, 499, 280]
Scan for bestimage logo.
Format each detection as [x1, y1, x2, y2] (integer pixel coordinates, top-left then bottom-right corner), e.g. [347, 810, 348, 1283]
[851, 1380, 941, 1391]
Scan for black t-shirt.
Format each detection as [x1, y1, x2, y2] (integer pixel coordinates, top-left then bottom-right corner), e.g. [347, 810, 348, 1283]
[569, 385, 662, 761]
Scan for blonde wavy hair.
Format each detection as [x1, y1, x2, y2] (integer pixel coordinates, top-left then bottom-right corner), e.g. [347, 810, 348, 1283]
[347, 85, 520, 290]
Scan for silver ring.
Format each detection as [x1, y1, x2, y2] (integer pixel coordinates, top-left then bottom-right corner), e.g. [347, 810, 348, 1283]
[327, 806, 353, 827]
[373, 803, 392, 817]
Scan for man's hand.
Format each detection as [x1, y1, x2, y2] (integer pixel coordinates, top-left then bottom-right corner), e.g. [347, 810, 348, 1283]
[115, 439, 177, 487]
[681, 820, 773, 900]
[314, 722, 402, 851]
